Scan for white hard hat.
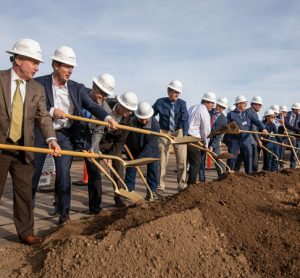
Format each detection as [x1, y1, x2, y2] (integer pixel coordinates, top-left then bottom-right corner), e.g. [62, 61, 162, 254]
[51, 46, 77, 66]
[202, 91, 216, 103]
[117, 91, 138, 111]
[234, 95, 248, 104]
[134, 101, 154, 119]
[251, 96, 263, 105]
[92, 73, 115, 96]
[291, 102, 300, 110]
[216, 97, 228, 108]
[269, 104, 279, 114]
[6, 38, 44, 62]
[279, 105, 288, 112]
[227, 105, 236, 112]
[168, 80, 182, 93]
[264, 109, 275, 117]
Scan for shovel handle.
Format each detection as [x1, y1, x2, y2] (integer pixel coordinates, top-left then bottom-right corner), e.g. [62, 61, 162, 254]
[65, 114, 173, 142]
[124, 145, 153, 200]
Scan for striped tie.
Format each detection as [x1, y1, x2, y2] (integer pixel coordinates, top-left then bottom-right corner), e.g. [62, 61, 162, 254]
[169, 102, 175, 132]
[9, 80, 23, 142]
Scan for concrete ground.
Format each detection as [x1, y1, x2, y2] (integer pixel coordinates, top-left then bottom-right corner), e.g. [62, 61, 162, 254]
[0, 154, 219, 247]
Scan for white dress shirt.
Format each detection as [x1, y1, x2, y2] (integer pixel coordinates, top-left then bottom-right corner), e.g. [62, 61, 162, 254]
[188, 103, 211, 146]
[49, 76, 74, 130]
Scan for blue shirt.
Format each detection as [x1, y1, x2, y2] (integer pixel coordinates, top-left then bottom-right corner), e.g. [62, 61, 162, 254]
[227, 108, 265, 141]
[152, 97, 189, 135]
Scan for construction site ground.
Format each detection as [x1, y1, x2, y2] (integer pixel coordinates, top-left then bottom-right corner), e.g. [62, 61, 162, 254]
[0, 154, 299, 277]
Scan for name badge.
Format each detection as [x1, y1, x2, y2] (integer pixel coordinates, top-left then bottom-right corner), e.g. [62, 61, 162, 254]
[242, 121, 247, 126]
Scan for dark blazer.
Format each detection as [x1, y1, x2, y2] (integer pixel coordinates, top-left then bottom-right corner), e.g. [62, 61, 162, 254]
[0, 69, 55, 163]
[208, 109, 227, 149]
[34, 74, 109, 146]
[126, 116, 160, 159]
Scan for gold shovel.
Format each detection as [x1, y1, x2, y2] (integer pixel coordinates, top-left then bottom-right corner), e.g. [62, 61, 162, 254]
[209, 121, 295, 139]
[65, 114, 200, 145]
[189, 142, 234, 173]
[124, 144, 154, 201]
[89, 158, 144, 202]
[0, 144, 159, 168]
[260, 144, 288, 166]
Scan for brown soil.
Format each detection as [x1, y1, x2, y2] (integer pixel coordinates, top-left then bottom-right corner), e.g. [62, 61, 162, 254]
[1, 169, 300, 278]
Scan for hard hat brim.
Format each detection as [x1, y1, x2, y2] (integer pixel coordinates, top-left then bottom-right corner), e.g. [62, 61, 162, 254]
[168, 85, 182, 94]
[116, 95, 138, 111]
[134, 108, 154, 119]
[216, 102, 227, 108]
[92, 77, 114, 96]
[6, 50, 44, 63]
[51, 56, 77, 67]
[202, 97, 216, 103]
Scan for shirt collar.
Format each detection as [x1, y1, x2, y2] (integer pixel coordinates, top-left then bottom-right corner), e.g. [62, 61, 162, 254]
[52, 74, 68, 89]
[11, 69, 25, 84]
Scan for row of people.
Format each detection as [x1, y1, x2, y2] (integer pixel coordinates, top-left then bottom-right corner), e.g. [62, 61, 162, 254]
[1, 38, 299, 245]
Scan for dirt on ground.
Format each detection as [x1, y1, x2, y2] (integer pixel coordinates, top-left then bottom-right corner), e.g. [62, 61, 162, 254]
[1, 169, 299, 278]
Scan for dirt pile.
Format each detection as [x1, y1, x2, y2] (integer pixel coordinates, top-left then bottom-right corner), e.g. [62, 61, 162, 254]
[1, 169, 299, 277]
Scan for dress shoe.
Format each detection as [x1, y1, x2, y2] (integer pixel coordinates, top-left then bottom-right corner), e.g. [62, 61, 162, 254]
[58, 214, 71, 225]
[21, 235, 42, 246]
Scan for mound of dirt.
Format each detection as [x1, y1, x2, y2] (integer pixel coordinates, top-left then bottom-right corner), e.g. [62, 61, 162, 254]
[1, 169, 300, 277]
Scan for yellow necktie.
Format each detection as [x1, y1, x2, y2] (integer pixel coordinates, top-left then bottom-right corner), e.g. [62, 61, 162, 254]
[9, 79, 23, 142]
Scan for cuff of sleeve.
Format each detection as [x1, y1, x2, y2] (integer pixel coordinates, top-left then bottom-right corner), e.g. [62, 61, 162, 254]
[104, 115, 112, 122]
[49, 107, 55, 117]
[46, 137, 56, 143]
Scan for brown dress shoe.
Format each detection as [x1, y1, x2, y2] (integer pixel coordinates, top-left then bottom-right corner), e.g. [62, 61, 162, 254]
[21, 235, 42, 246]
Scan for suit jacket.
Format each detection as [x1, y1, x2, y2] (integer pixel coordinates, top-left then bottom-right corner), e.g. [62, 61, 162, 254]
[209, 109, 227, 149]
[0, 69, 56, 163]
[34, 74, 109, 146]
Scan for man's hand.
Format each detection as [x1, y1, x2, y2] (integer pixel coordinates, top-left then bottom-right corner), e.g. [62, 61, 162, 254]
[262, 129, 268, 134]
[53, 108, 66, 119]
[107, 118, 118, 130]
[257, 139, 263, 148]
[48, 140, 61, 157]
[102, 159, 112, 169]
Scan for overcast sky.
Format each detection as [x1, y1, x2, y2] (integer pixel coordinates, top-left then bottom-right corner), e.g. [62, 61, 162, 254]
[1, 0, 299, 113]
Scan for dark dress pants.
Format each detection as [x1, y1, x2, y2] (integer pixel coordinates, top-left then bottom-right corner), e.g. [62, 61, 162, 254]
[0, 152, 34, 240]
[32, 130, 73, 217]
[187, 145, 206, 184]
[228, 138, 253, 174]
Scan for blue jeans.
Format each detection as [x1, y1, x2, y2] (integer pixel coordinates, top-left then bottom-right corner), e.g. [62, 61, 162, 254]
[125, 161, 159, 192]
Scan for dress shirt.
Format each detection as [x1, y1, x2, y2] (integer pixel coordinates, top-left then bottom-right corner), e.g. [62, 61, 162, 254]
[152, 97, 189, 135]
[49, 76, 74, 130]
[188, 104, 211, 146]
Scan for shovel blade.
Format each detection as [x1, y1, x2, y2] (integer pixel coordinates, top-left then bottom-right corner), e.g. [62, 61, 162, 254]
[125, 158, 159, 167]
[216, 152, 234, 159]
[118, 188, 144, 202]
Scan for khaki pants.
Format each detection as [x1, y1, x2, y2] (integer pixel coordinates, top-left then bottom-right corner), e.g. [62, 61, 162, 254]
[158, 129, 187, 190]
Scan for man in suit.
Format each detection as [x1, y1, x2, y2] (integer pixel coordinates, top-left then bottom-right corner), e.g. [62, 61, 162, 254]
[32, 46, 117, 224]
[208, 97, 228, 177]
[153, 80, 189, 195]
[0, 39, 60, 245]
